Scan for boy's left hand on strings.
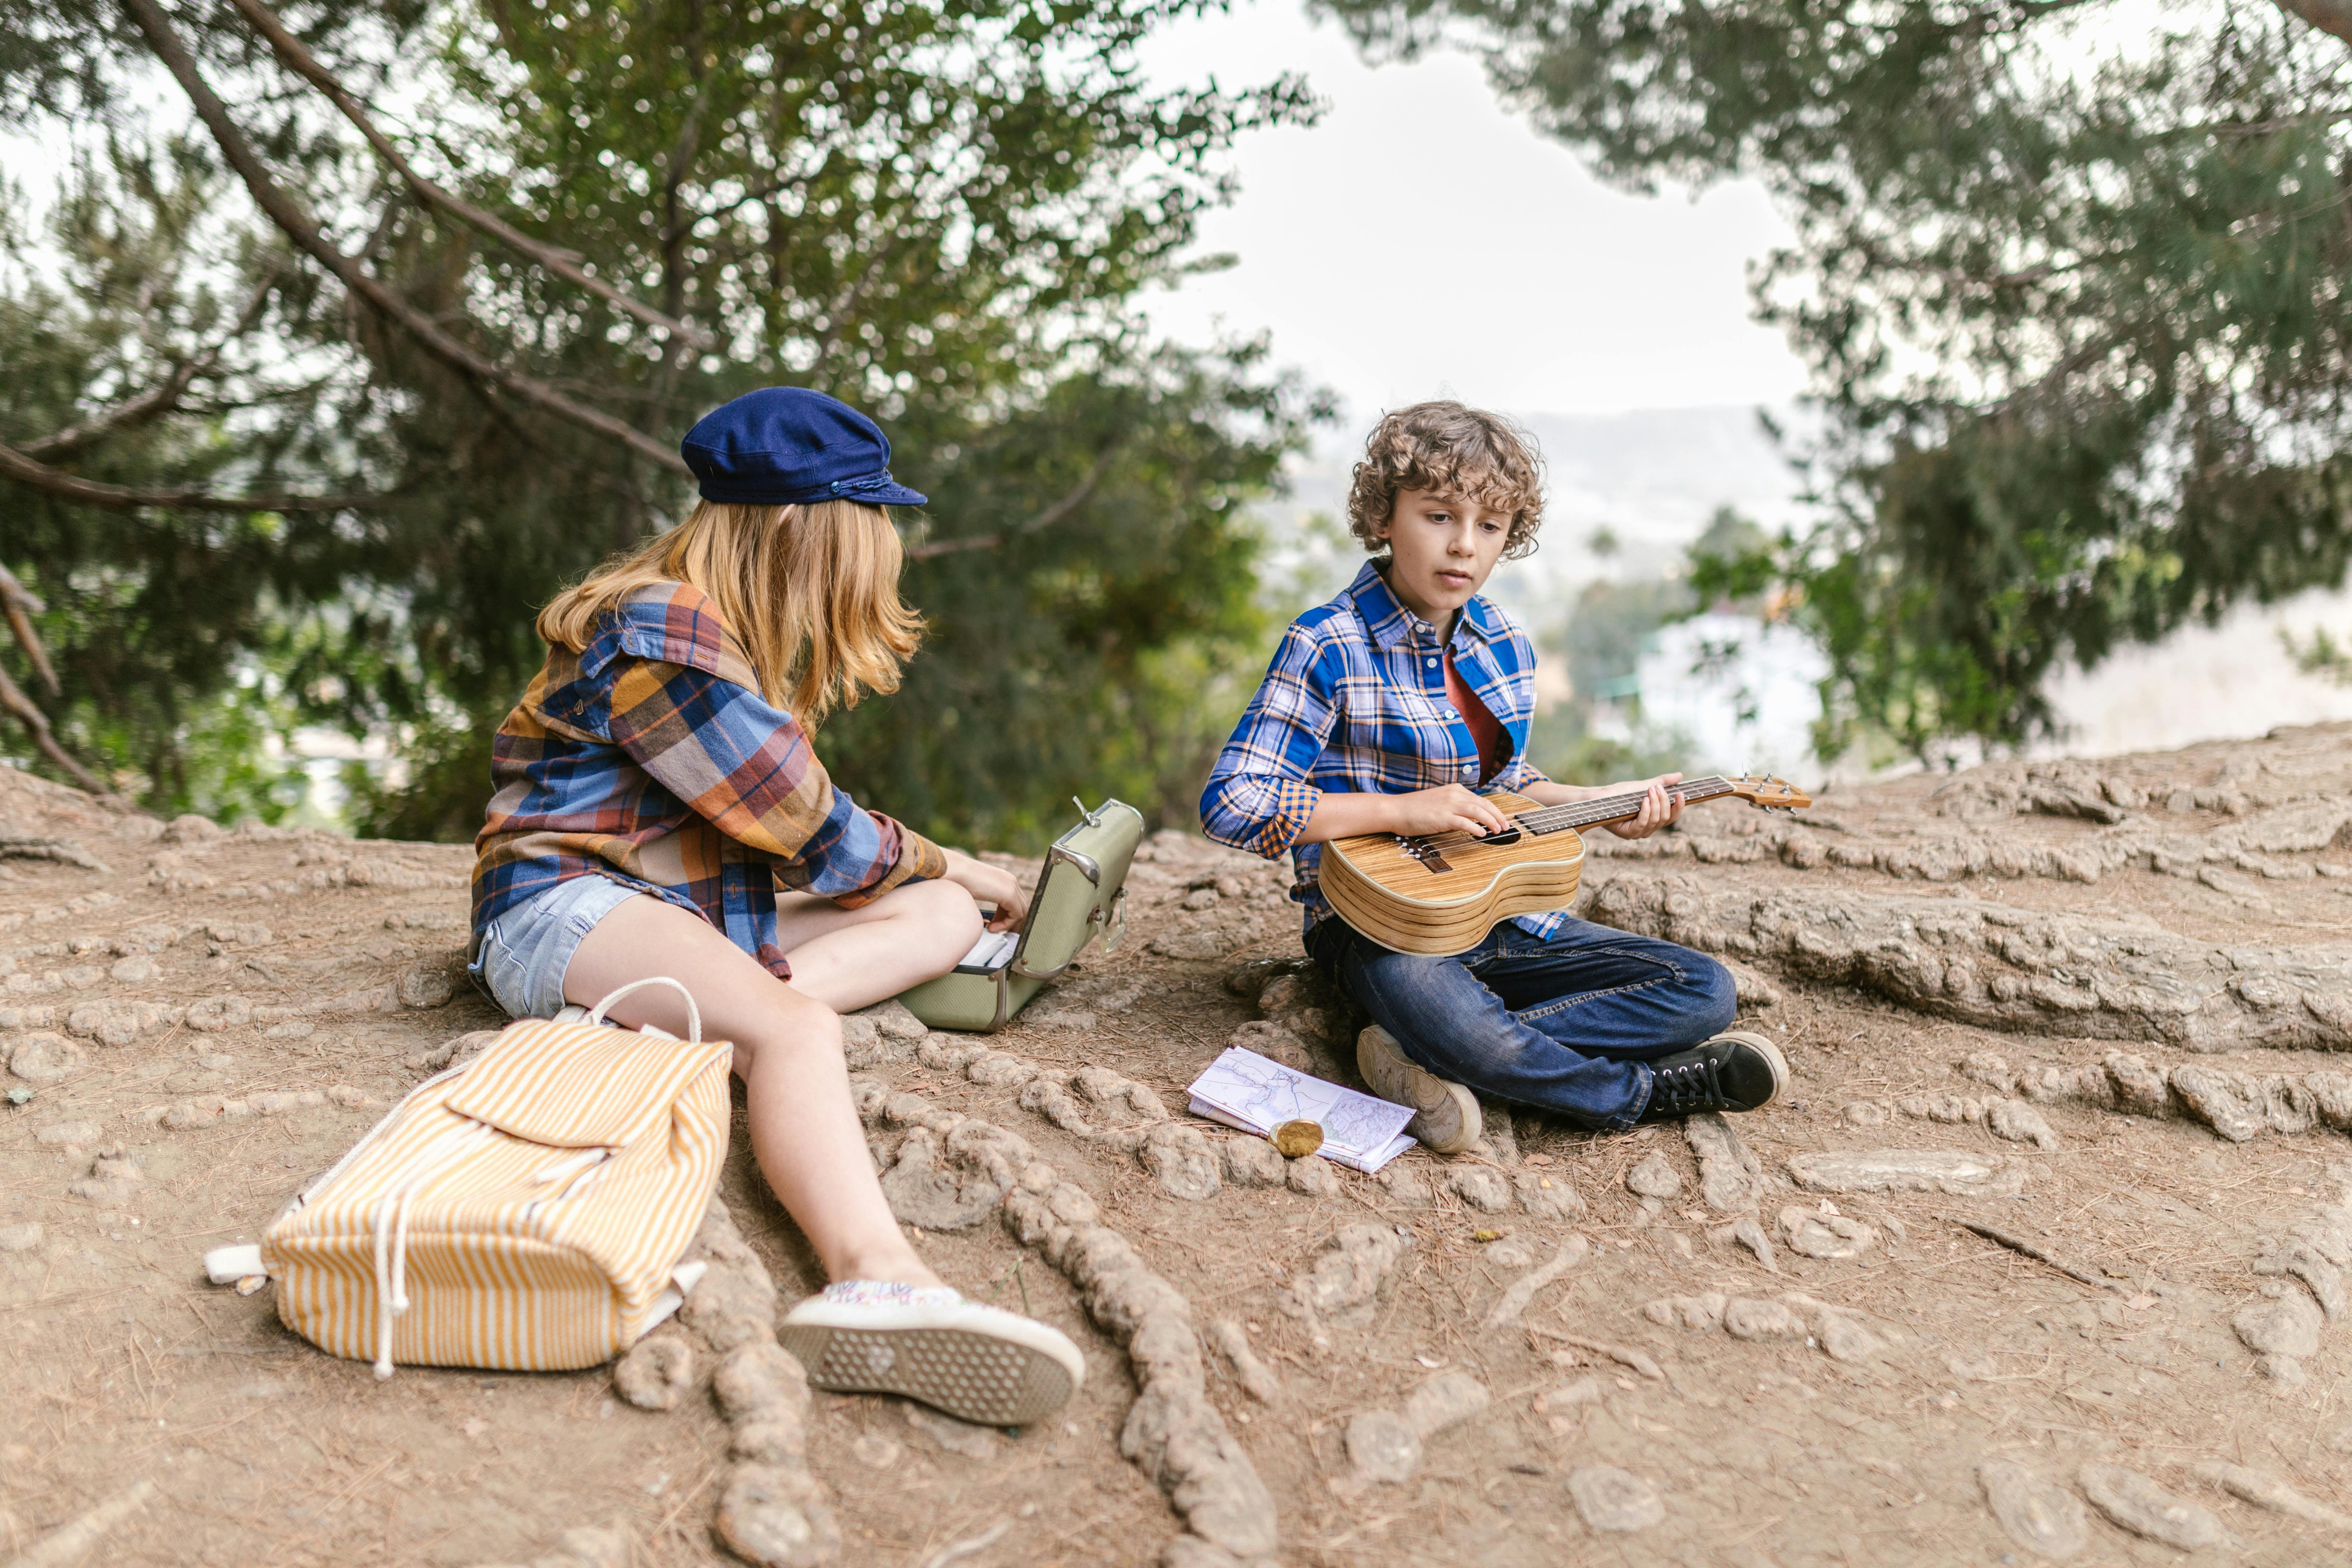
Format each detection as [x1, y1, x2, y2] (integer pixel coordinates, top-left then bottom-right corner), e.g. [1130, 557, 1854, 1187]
[1603, 773, 1685, 840]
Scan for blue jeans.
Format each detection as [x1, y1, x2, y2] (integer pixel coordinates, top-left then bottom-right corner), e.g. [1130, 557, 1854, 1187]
[1307, 916, 1737, 1131]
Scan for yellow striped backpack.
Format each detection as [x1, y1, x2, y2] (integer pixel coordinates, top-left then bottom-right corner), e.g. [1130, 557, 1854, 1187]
[256, 980, 730, 1376]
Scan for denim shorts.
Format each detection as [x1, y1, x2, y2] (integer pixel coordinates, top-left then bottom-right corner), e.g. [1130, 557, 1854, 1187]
[470, 874, 644, 1019]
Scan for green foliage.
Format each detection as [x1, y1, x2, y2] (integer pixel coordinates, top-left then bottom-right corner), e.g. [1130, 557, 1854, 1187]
[0, 0, 1322, 845]
[1315, 0, 2352, 756]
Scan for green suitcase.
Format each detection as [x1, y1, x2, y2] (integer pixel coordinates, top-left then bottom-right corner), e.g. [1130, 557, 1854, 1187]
[895, 798, 1143, 1033]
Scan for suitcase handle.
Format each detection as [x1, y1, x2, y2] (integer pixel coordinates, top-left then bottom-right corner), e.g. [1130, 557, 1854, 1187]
[585, 977, 703, 1043]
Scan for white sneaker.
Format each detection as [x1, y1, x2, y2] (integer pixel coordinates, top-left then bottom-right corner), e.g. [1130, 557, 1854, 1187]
[778, 1281, 1084, 1427]
[1355, 1025, 1481, 1155]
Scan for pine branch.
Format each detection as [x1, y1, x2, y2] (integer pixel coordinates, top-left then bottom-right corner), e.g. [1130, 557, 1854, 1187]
[223, 0, 716, 350]
[0, 662, 112, 796]
[0, 565, 58, 694]
[0, 437, 381, 513]
[904, 447, 1120, 560]
[22, 273, 279, 461]
[116, 0, 692, 477]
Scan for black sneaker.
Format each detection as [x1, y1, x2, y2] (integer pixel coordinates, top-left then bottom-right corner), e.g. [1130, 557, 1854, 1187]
[1636, 1031, 1789, 1121]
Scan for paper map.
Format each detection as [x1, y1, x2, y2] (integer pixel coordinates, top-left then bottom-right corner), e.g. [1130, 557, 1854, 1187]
[1185, 1046, 1417, 1174]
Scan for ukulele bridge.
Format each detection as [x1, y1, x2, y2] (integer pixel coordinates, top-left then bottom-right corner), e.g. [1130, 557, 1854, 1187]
[1394, 835, 1453, 874]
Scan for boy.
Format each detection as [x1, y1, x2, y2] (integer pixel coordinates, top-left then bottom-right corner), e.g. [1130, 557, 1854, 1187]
[1200, 401, 1787, 1153]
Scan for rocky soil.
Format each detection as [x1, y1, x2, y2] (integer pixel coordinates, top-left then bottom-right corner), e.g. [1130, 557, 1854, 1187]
[10, 727, 2352, 1565]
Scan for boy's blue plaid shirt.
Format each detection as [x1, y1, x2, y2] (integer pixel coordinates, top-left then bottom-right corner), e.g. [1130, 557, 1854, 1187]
[1200, 560, 1564, 938]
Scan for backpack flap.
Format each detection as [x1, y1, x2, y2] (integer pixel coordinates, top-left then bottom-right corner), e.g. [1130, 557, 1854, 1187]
[1010, 799, 1143, 981]
[444, 1018, 731, 1149]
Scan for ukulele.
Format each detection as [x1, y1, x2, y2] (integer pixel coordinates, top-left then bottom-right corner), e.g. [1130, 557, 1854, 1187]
[1318, 775, 1811, 956]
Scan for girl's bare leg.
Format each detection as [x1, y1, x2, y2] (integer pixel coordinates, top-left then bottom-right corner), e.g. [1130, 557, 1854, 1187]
[563, 893, 940, 1289]
[765, 877, 986, 1013]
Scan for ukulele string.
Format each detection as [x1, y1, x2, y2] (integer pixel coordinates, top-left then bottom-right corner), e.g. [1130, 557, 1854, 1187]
[1407, 776, 1737, 852]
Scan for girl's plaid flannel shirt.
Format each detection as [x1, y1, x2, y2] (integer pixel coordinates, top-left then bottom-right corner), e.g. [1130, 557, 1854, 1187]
[471, 582, 945, 976]
[1199, 560, 1562, 938]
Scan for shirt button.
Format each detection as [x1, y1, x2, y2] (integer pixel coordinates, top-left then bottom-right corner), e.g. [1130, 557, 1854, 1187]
[1425, 657, 1438, 668]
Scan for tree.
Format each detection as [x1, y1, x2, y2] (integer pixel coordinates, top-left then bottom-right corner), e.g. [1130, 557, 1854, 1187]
[1316, 0, 2352, 761]
[0, 0, 1320, 837]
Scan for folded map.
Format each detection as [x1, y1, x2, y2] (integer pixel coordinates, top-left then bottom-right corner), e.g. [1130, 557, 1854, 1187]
[1185, 1046, 1417, 1174]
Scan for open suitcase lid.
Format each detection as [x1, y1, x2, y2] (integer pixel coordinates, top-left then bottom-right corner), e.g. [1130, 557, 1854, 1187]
[1004, 798, 1143, 980]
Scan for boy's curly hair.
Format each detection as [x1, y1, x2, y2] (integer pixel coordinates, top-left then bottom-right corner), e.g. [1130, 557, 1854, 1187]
[1345, 401, 1545, 560]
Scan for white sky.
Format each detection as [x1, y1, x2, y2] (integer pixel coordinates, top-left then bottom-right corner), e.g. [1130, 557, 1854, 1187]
[1134, 0, 1812, 422]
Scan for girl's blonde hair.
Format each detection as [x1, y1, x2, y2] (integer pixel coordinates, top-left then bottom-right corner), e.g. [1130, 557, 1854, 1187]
[536, 499, 921, 726]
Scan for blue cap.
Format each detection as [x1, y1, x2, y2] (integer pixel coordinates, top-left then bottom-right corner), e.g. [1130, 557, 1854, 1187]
[680, 387, 928, 508]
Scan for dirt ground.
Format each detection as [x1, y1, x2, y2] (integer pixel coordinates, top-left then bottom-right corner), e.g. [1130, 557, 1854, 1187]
[8, 728, 2352, 1567]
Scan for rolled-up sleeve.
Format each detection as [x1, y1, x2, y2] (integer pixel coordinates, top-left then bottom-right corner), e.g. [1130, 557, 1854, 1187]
[1199, 621, 1338, 858]
[606, 657, 945, 905]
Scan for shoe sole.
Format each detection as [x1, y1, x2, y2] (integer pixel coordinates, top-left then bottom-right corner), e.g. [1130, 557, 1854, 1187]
[1708, 1029, 1790, 1109]
[778, 1318, 1078, 1428]
[1357, 1026, 1481, 1155]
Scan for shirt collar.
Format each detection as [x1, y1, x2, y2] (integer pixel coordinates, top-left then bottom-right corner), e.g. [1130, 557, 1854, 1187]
[1345, 559, 1502, 653]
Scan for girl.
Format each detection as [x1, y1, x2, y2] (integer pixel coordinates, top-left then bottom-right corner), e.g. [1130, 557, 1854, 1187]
[469, 386, 1083, 1427]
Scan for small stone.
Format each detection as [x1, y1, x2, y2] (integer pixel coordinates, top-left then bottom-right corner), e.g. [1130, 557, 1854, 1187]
[1566, 1466, 1664, 1533]
[1986, 1098, 2060, 1150]
[396, 961, 456, 1009]
[2192, 1460, 2352, 1530]
[1684, 1113, 1764, 1213]
[1730, 1216, 1781, 1272]
[1513, 1168, 1585, 1218]
[1625, 1152, 1682, 1200]
[1228, 1020, 1313, 1073]
[1533, 1377, 1608, 1413]
[1402, 1372, 1490, 1437]
[1779, 1205, 1877, 1261]
[613, 1331, 697, 1411]
[262, 1021, 314, 1041]
[1816, 1310, 1892, 1364]
[1286, 1155, 1338, 1196]
[1643, 1293, 1726, 1330]
[184, 995, 253, 1033]
[1485, 1238, 1535, 1268]
[1722, 1298, 1806, 1340]
[859, 999, 929, 1044]
[2256, 1352, 2307, 1384]
[34, 1120, 101, 1147]
[1183, 887, 1222, 911]
[1220, 1138, 1287, 1187]
[2078, 1463, 2228, 1551]
[2233, 1291, 2323, 1358]
[1444, 1166, 1512, 1213]
[1271, 1119, 1323, 1159]
[712, 1462, 840, 1568]
[1141, 1122, 1223, 1202]
[1344, 1409, 1422, 1484]
[1842, 1101, 1888, 1127]
[905, 1403, 1000, 1459]
[1377, 1165, 1434, 1206]
[7, 1033, 75, 1084]
[0, 1221, 43, 1253]
[1978, 1459, 2088, 1558]
[108, 956, 155, 984]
